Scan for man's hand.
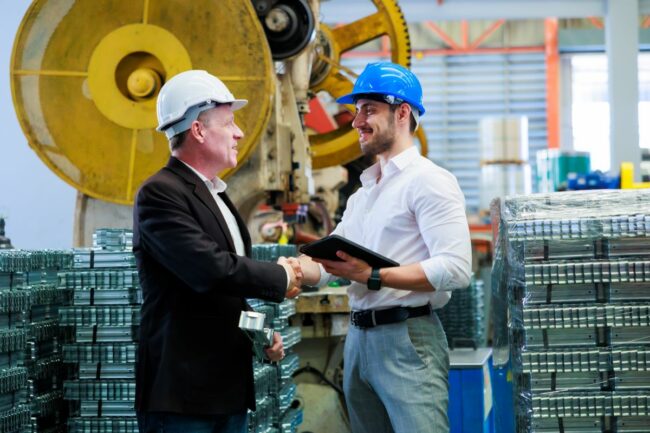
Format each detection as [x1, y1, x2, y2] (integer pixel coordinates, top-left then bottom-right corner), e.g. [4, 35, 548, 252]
[264, 331, 284, 362]
[278, 256, 302, 298]
[297, 255, 322, 286]
[313, 251, 372, 284]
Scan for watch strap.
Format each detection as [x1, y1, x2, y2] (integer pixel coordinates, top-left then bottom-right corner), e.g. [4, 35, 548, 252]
[367, 267, 382, 291]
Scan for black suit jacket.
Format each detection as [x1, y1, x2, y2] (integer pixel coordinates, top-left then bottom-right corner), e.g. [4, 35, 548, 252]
[133, 157, 287, 415]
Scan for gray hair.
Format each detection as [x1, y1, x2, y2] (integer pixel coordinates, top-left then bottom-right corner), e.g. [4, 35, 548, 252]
[167, 108, 214, 151]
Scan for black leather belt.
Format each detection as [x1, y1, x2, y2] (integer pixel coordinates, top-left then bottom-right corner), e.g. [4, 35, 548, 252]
[350, 304, 431, 329]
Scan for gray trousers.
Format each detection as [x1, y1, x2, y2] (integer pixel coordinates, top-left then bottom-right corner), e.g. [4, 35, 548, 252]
[343, 311, 450, 433]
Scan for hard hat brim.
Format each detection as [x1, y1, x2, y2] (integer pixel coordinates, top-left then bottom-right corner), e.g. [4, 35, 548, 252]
[336, 91, 425, 115]
[231, 99, 248, 111]
[336, 92, 361, 105]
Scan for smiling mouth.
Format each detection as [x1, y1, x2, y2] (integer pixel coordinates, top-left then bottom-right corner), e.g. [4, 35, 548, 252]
[358, 129, 372, 140]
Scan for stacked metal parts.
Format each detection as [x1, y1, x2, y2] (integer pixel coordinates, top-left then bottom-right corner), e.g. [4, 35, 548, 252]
[437, 277, 486, 348]
[248, 244, 303, 433]
[59, 229, 140, 433]
[491, 190, 650, 432]
[0, 249, 74, 433]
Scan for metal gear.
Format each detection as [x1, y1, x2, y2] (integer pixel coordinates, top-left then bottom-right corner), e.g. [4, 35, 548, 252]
[11, 0, 274, 205]
[308, 0, 414, 169]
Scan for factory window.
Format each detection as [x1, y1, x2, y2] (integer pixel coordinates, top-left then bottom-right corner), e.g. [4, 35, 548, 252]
[570, 53, 650, 172]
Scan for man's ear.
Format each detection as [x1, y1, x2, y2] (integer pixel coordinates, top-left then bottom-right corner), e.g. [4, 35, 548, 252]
[189, 120, 204, 142]
[397, 103, 412, 126]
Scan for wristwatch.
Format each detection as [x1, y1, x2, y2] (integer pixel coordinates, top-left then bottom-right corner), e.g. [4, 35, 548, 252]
[367, 268, 382, 291]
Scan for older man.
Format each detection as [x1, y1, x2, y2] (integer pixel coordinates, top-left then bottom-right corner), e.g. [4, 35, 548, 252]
[133, 70, 301, 433]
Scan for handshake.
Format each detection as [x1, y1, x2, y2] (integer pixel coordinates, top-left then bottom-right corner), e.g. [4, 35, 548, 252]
[277, 255, 320, 299]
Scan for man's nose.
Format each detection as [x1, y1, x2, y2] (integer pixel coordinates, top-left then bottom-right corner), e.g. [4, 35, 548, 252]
[352, 114, 364, 128]
[234, 124, 244, 139]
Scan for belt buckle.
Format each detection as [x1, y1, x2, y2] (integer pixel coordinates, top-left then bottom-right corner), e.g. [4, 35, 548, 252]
[351, 310, 376, 329]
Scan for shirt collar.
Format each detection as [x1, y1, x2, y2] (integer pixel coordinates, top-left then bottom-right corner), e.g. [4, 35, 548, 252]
[179, 160, 228, 193]
[359, 146, 420, 187]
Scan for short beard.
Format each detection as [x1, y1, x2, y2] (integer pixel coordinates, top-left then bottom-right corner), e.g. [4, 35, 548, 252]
[360, 115, 395, 157]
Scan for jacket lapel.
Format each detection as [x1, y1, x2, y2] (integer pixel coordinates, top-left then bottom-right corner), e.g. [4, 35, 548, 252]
[219, 191, 252, 257]
[165, 157, 237, 253]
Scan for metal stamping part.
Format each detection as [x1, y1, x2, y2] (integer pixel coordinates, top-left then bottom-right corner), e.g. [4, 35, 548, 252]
[527, 371, 604, 392]
[59, 306, 140, 327]
[72, 287, 142, 306]
[60, 270, 139, 290]
[530, 391, 650, 418]
[239, 311, 266, 331]
[63, 380, 136, 400]
[78, 363, 135, 380]
[75, 326, 138, 343]
[62, 343, 137, 363]
[67, 416, 139, 433]
[73, 249, 136, 269]
[79, 400, 136, 417]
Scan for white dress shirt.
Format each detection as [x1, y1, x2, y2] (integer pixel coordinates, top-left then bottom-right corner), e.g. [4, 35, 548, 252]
[319, 146, 472, 310]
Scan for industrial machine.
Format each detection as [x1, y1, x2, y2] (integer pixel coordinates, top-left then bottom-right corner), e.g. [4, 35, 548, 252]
[10, 0, 422, 245]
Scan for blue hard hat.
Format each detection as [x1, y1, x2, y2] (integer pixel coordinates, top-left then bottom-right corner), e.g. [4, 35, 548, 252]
[337, 62, 425, 115]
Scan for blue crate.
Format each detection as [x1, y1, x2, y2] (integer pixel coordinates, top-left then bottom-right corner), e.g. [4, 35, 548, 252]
[448, 348, 495, 433]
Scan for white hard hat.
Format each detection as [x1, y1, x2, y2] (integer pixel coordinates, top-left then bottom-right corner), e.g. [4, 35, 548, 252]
[156, 70, 248, 139]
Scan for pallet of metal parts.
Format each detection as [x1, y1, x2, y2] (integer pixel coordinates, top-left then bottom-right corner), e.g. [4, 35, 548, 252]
[67, 416, 138, 433]
[437, 277, 486, 348]
[73, 249, 136, 269]
[491, 190, 650, 432]
[251, 244, 298, 263]
[92, 229, 133, 252]
[245, 246, 302, 433]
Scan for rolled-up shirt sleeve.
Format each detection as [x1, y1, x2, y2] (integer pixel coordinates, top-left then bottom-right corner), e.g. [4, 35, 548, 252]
[412, 173, 472, 291]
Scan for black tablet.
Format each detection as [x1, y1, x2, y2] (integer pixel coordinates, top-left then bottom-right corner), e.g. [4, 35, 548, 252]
[299, 234, 399, 268]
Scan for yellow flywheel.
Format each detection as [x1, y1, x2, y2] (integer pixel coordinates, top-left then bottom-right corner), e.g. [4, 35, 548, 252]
[11, 0, 274, 205]
[309, 0, 412, 169]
